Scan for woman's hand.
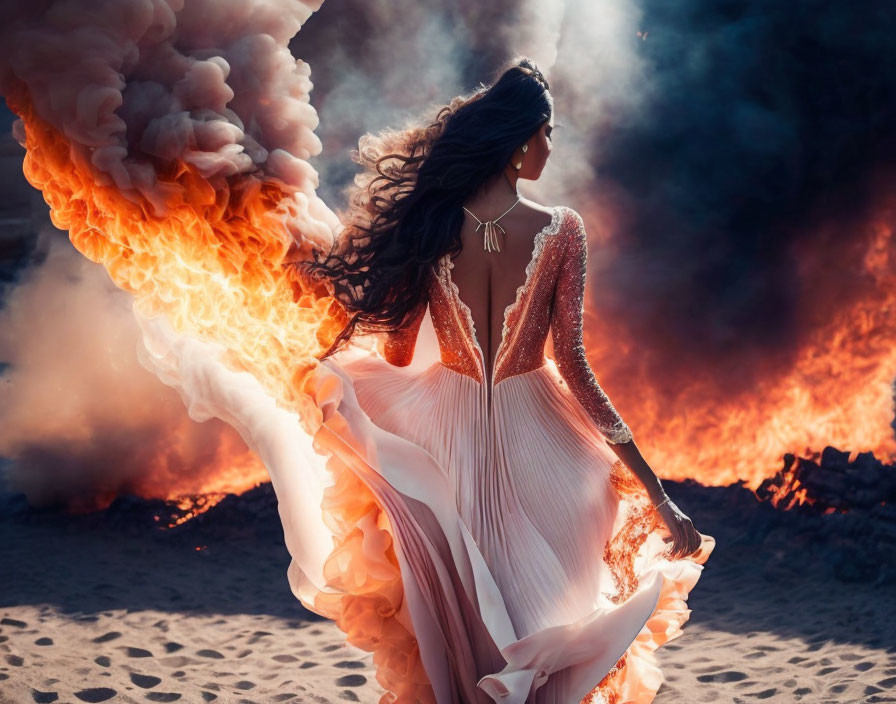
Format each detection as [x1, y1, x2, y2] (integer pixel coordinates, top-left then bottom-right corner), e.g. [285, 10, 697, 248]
[654, 495, 703, 559]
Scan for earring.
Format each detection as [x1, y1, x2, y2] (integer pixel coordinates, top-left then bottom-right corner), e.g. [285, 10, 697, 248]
[514, 160, 523, 169]
[522, 144, 528, 153]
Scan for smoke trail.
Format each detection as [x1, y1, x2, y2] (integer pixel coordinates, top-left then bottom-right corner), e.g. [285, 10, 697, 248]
[0, 228, 266, 510]
[0, 0, 339, 506]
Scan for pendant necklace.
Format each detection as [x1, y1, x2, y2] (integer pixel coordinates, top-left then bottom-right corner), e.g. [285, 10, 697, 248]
[463, 196, 521, 252]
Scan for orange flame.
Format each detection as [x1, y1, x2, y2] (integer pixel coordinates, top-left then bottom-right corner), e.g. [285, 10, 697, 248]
[7, 85, 346, 431]
[580, 194, 896, 490]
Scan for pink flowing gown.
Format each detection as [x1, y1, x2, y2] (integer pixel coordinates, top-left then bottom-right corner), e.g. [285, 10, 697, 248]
[137, 204, 715, 704]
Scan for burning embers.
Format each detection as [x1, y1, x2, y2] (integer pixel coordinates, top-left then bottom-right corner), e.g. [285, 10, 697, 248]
[756, 446, 896, 514]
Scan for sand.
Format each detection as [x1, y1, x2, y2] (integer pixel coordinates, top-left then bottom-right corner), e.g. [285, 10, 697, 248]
[1, 481, 894, 704]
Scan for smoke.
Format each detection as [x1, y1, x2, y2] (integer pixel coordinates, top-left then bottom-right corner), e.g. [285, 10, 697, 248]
[0, 228, 264, 510]
[579, 0, 896, 393]
[0, 0, 337, 241]
[1, 0, 893, 503]
[296, 0, 650, 208]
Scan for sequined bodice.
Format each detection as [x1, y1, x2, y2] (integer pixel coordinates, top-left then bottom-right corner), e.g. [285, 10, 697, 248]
[428, 206, 564, 393]
[381, 205, 633, 445]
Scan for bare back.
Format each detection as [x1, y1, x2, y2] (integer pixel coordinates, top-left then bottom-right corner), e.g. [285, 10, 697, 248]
[448, 201, 555, 375]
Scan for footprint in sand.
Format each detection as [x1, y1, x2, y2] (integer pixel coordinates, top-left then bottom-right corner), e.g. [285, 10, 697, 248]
[272, 654, 300, 663]
[145, 693, 181, 702]
[73, 687, 117, 702]
[124, 646, 153, 658]
[745, 688, 777, 699]
[334, 661, 365, 670]
[31, 689, 59, 703]
[195, 649, 224, 659]
[335, 674, 367, 687]
[696, 670, 748, 683]
[129, 673, 162, 688]
[35, 637, 53, 646]
[92, 632, 121, 643]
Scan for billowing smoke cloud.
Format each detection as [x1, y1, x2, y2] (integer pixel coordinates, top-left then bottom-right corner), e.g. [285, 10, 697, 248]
[295, 0, 650, 208]
[580, 0, 896, 393]
[0, 0, 337, 241]
[0, 227, 265, 510]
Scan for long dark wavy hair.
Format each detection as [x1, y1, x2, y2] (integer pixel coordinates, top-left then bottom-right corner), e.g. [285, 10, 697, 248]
[300, 56, 552, 361]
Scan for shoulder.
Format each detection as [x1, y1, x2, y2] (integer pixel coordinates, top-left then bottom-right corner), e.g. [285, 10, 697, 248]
[547, 206, 586, 252]
[556, 205, 584, 231]
[517, 200, 582, 235]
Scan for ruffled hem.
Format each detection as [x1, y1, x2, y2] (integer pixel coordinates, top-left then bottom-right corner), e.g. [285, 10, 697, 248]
[472, 461, 714, 704]
[300, 360, 439, 704]
[581, 464, 716, 704]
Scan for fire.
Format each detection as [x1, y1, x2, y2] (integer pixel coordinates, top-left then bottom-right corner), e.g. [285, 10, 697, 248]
[582, 196, 896, 490]
[8, 78, 896, 504]
[7, 84, 346, 429]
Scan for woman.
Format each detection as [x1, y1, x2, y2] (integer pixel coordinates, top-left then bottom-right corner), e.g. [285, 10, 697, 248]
[139, 57, 714, 704]
[293, 57, 715, 703]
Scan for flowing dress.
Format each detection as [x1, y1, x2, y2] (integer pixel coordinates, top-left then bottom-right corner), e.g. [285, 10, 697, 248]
[136, 204, 714, 704]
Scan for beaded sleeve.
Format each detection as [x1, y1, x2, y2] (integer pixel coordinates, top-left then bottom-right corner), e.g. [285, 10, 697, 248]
[550, 211, 633, 445]
[377, 295, 428, 367]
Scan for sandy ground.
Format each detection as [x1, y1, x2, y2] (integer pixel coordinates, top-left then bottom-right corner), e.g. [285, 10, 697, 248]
[1, 481, 894, 704]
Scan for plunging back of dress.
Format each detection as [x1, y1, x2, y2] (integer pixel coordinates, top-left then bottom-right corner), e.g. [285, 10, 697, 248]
[441, 203, 558, 388]
[400, 203, 634, 444]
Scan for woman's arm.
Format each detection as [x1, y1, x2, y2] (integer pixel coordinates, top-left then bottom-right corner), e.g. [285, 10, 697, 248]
[549, 211, 668, 503]
[376, 295, 428, 367]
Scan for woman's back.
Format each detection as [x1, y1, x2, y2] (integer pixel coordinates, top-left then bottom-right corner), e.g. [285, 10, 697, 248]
[449, 199, 556, 375]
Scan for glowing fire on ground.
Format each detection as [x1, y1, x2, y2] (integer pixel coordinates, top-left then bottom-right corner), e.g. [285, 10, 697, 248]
[582, 193, 896, 491]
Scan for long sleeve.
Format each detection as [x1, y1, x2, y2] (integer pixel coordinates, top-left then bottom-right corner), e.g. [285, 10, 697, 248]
[377, 294, 428, 367]
[550, 211, 633, 445]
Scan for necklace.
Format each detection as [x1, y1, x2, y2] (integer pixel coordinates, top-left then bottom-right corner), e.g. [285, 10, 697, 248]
[462, 196, 521, 252]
